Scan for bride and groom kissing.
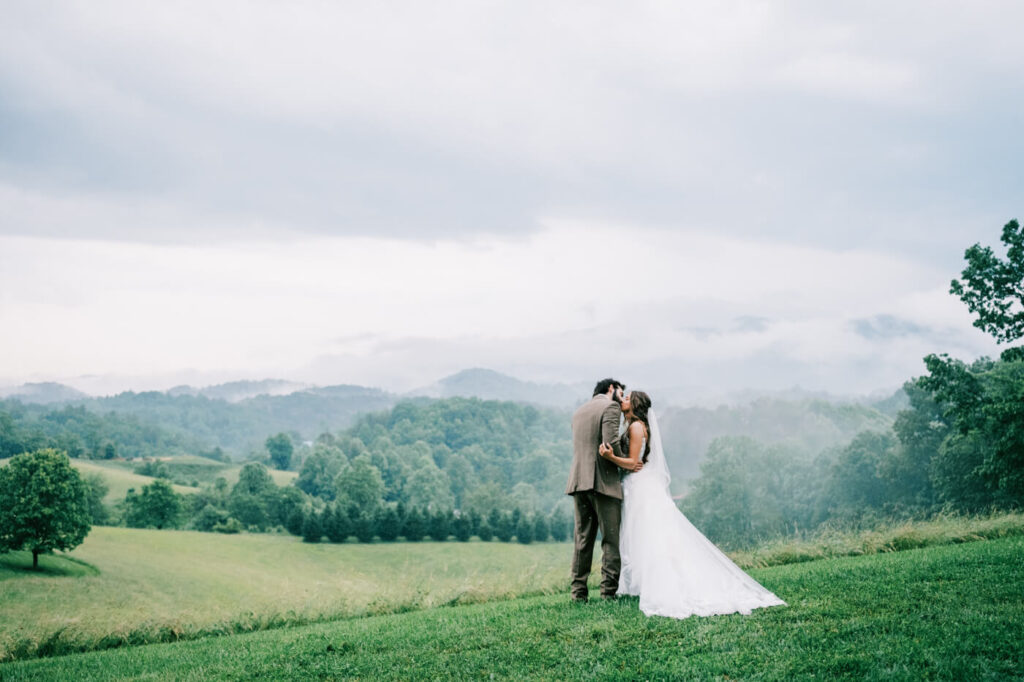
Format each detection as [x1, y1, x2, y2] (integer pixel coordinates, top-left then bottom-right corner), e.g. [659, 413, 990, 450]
[566, 378, 785, 620]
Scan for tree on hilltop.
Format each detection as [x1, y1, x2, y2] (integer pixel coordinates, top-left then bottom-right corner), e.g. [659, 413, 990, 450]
[0, 449, 92, 569]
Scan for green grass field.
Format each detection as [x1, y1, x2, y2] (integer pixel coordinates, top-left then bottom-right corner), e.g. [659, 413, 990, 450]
[65, 457, 297, 505]
[69, 460, 198, 504]
[3, 537, 1021, 680]
[0, 527, 572, 662]
[3, 514, 1023, 666]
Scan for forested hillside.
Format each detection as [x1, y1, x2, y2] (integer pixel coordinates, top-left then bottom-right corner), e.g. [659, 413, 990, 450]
[657, 398, 895, 490]
[0, 385, 396, 459]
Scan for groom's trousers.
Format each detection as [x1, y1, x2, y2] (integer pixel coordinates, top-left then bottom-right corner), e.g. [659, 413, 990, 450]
[570, 491, 621, 600]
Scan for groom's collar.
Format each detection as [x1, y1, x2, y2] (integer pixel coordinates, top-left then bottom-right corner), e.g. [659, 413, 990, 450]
[593, 394, 611, 402]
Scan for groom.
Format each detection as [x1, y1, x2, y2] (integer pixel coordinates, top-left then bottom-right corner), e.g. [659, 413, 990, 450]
[565, 378, 642, 602]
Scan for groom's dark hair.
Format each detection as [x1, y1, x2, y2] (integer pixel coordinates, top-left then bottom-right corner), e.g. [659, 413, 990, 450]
[592, 378, 625, 398]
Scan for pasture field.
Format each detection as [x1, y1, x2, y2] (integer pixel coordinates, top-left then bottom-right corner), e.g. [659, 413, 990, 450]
[3, 513, 1024, 665]
[68, 460, 197, 504]
[0, 527, 571, 662]
[2, 537, 1021, 680]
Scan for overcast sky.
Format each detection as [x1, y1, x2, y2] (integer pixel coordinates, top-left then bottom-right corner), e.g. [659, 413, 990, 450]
[1, 1, 1020, 399]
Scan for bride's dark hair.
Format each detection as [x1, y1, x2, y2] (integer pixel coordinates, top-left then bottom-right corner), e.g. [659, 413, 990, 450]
[628, 391, 652, 463]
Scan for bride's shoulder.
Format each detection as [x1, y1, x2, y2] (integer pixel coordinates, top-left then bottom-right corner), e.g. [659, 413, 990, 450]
[627, 420, 646, 437]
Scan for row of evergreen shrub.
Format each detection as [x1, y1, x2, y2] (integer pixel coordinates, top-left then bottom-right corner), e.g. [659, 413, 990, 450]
[292, 503, 572, 544]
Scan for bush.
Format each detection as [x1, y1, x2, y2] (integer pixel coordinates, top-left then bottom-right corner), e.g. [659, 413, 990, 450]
[376, 506, 401, 542]
[324, 504, 351, 543]
[190, 504, 229, 532]
[212, 518, 243, 534]
[476, 521, 494, 542]
[532, 513, 549, 542]
[452, 513, 472, 541]
[301, 511, 323, 543]
[403, 508, 427, 542]
[353, 511, 377, 543]
[515, 515, 534, 544]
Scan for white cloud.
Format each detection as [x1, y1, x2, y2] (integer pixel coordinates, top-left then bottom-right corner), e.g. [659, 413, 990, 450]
[0, 222, 999, 394]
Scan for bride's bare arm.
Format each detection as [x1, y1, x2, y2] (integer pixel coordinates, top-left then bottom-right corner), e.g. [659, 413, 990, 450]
[599, 421, 645, 472]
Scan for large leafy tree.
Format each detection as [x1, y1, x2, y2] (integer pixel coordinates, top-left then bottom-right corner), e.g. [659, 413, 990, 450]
[950, 218, 1024, 349]
[295, 446, 345, 500]
[0, 449, 92, 569]
[265, 433, 294, 471]
[921, 354, 1024, 506]
[125, 479, 182, 530]
[334, 455, 385, 512]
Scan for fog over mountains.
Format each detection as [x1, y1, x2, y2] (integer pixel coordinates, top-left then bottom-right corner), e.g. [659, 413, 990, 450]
[0, 367, 900, 411]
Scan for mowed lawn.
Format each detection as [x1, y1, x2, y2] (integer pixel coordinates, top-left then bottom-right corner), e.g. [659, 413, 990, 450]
[3, 537, 1021, 680]
[0, 527, 572, 661]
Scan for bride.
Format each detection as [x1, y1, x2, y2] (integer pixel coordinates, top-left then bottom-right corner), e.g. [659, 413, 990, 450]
[597, 391, 785, 619]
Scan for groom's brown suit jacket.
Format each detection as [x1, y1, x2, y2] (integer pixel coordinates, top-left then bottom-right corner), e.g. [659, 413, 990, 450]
[565, 394, 625, 499]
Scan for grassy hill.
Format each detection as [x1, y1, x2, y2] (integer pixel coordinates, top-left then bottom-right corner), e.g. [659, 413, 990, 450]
[2, 514, 1022, 668]
[59, 457, 297, 507]
[0, 527, 571, 662]
[2, 536, 1021, 680]
[69, 459, 198, 504]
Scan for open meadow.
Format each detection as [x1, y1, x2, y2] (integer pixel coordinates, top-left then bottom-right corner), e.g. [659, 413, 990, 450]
[0, 526, 571, 662]
[3, 536, 1021, 680]
[68, 460, 198, 505]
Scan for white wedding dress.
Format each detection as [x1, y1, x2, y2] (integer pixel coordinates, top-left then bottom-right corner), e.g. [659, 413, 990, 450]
[617, 410, 786, 619]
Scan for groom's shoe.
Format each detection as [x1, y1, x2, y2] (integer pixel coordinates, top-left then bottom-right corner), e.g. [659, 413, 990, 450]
[600, 594, 617, 602]
[571, 594, 589, 604]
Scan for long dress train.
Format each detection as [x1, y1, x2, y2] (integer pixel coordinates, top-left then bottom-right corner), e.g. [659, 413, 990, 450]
[617, 411, 785, 619]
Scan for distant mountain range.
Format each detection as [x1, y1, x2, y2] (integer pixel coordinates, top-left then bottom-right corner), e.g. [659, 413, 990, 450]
[407, 368, 589, 407]
[0, 381, 90, 404]
[167, 379, 308, 403]
[0, 369, 905, 414]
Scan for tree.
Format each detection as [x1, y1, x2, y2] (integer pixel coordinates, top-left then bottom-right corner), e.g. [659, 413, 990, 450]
[452, 512, 472, 541]
[890, 378, 946, 510]
[0, 449, 92, 569]
[515, 514, 534, 544]
[353, 510, 377, 543]
[268, 486, 306, 529]
[428, 509, 452, 541]
[125, 480, 182, 530]
[265, 433, 294, 471]
[334, 455, 385, 512]
[476, 520, 494, 542]
[376, 506, 401, 542]
[532, 512, 549, 542]
[301, 509, 323, 543]
[82, 472, 110, 525]
[286, 506, 306, 536]
[296, 447, 345, 500]
[826, 431, 900, 519]
[404, 458, 455, 512]
[403, 507, 427, 542]
[920, 354, 1024, 507]
[228, 493, 268, 530]
[681, 437, 757, 548]
[549, 508, 571, 542]
[493, 511, 515, 542]
[191, 504, 229, 532]
[233, 462, 275, 497]
[950, 219, 1024, 347]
